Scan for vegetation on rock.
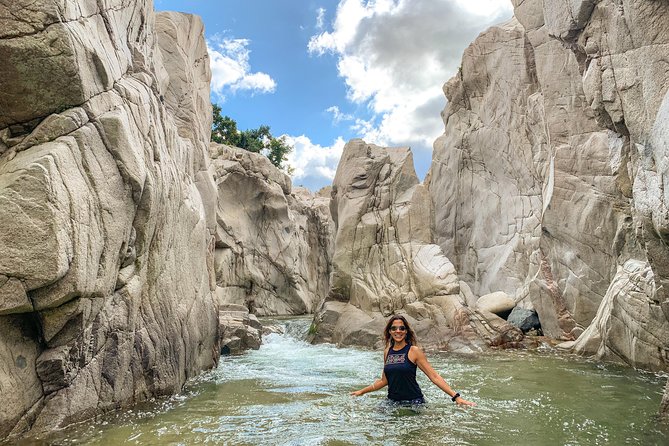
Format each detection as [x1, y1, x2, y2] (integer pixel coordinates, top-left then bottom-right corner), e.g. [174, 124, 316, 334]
[212, 103, 293, 173]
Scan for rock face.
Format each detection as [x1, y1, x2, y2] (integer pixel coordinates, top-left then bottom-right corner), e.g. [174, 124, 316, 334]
[429, 0, 669, 373]
[218, 304, 262, 354]
[209, 144, 333, 316]
[310, 139, 522, 350]
[0, 3, 218, 438]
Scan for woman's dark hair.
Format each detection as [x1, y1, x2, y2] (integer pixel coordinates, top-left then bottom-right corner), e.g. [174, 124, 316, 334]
[383, 315, 418, 347]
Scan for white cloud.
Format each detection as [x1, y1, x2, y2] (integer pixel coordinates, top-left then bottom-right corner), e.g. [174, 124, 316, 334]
[283, 135, 346, 189]
[316, 7, 326, 29]
[207, 37, 276, 100]
[308, 0, 513, 155]
[326, 105, 354, 124]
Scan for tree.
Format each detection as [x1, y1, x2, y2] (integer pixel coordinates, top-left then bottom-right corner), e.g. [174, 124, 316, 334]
[211, 104, 240, 146]
[211, 104, 293, 172]
[267, 135, 293, 173]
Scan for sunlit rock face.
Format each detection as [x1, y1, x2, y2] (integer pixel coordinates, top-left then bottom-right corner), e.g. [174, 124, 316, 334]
[429, 0, 669, 371]
[210, 144, 334, 316]
[0, 3, 218, 438]
[310, 139, 522, 350]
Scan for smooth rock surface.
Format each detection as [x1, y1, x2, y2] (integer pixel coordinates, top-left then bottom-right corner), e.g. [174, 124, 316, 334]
[310, 139, 522, 350]
[476, 292, 515, 316]
[430, 0, 669, 371]
[209, 144, 333, 316]
[0, 4, 218, 438]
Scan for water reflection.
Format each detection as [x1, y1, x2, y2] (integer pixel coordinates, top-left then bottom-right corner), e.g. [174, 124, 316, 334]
[34, 317, 669, 445]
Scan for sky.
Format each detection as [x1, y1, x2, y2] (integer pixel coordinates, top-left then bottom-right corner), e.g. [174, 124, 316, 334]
[154, 0, 514, 191]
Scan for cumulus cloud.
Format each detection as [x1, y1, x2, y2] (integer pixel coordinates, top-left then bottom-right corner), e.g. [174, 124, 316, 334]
[208, 37, 277, 100]
[283, 135, 346, 189]
[308, 0, 512, 154]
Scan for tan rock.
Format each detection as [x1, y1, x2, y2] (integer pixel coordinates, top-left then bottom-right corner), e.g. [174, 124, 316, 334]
[0, 4, 218, 438]
[476, 292, 515, 316]
[310, 139, 521, 349]
[210, 144, 333, 316]
[429, 0, 669, 375]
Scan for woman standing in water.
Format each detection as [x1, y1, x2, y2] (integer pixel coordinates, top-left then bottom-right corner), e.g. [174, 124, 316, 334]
[351, 315, 475, 406]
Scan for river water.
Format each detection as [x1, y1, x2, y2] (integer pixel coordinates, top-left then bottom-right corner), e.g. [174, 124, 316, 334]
[40, 317, 668, 445]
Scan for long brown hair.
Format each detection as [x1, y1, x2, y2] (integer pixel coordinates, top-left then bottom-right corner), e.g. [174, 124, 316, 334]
[383, 315, 418, 347]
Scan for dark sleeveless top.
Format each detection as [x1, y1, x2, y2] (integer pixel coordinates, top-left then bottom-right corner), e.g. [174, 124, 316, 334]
[384, 343, 423, 402]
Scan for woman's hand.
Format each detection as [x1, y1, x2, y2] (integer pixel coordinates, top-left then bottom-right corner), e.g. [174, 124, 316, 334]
[454, 396, 476, 407]
[350, 389, 365, 397]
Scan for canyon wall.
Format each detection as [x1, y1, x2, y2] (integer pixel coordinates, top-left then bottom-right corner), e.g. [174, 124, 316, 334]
[310, 139, 522, 350]
[0, 1, 219, 438]
[428, 0, 669, 373]
[210, 143, 333, 316]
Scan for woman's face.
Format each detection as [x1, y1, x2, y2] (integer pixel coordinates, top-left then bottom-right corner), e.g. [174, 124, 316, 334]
[389, 319, 407, 344]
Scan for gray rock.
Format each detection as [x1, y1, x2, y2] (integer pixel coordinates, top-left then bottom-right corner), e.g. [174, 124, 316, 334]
[219, 306, 262, 354]
[430, 0, 669, 371]
[310, 139, 521, 350]
[210, 144, 334, 316]
[507, 307, 541, 333]
[0, 4, 218, 438]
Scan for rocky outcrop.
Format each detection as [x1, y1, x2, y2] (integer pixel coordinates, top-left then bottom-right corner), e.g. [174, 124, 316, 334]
[210, 144, 333, 316]
[218, 304, 262, 354]
[429, 0, 669, 373]
[0, 3, 218, 438]
[310, 139, 522, 350]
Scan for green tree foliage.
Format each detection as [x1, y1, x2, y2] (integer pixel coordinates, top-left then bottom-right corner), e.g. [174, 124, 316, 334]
[211, 104, 293, 172]
[211, 104, 240, 146]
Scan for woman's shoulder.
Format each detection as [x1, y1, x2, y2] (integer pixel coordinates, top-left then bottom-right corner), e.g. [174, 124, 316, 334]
[408, 345, 425, 360]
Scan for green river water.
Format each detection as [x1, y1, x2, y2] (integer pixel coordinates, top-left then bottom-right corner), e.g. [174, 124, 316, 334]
[26, 317, 669, 445]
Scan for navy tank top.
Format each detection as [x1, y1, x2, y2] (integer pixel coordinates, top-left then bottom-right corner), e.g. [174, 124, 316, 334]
[384, 343, 423, 402]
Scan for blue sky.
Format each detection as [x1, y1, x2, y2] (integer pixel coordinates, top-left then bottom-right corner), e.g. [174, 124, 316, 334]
[155, 0, 513, 191]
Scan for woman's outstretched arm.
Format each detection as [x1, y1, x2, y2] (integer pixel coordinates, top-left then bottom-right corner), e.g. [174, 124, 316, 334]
[412, 347, 476, 406]
[351, 348, 389, 396]
[350, 373, 388, 396]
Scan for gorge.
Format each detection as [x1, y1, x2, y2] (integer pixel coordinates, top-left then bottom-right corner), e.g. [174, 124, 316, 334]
[0, 0, 668, 441]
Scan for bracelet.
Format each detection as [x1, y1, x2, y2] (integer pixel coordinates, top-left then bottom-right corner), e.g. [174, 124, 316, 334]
[451, 392, 461, 402]
[370, 383, 375, 391]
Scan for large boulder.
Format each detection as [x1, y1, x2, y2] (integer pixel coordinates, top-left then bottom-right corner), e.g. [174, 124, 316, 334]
[0, 4, 218, 438]
[310, 139, 522, 350]
[218, 304, 262, 354]
[429, 0, 669, 370]
[209, 144, 333, 316]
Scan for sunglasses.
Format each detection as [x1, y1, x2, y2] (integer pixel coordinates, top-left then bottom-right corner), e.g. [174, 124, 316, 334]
[389, 325, 406, 332]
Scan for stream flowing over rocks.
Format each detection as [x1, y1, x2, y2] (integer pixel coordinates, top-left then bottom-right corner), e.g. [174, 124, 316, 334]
[1, 0, 669, 438]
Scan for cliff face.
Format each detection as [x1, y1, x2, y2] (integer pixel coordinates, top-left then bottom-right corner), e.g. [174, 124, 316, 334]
[210, 144, 333, 316]
[0, 1, 219, 438]
[310, 139, 522, 350]
[429, 0, 669, 372]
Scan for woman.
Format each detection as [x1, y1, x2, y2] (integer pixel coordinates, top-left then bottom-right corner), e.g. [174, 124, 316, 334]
[351, 315, 475, 406]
